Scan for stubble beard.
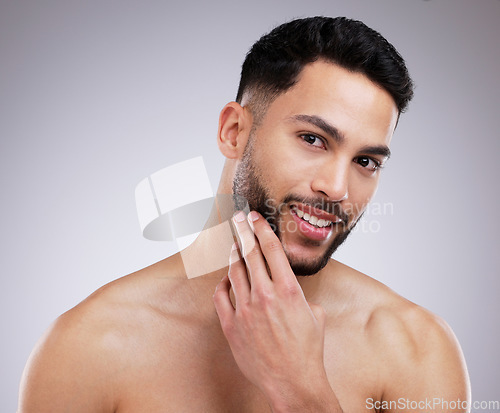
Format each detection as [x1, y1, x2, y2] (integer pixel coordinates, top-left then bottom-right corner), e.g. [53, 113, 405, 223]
[232, 136, 356, 276]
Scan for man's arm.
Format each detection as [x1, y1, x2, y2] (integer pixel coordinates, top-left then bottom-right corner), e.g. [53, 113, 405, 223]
[213, 211, 343, 413]
[18, 307, 116, 413]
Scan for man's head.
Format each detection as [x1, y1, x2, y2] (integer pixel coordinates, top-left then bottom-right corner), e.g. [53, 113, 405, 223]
[217, 17, 413, 276]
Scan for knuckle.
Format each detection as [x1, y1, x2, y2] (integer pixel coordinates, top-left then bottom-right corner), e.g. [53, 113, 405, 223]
[213, 285, 226, 300]
[254, 287, 275, 305]
[236, 302, 253, 321]
[282, 281, 301, 297]
[263, 239, 282, 252]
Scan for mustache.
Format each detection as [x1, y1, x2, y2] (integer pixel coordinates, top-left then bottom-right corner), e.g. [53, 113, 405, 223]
[282, 194, 350, 225]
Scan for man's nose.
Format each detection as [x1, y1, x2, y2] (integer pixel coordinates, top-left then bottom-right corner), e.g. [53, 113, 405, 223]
[310, 158, 349, 202]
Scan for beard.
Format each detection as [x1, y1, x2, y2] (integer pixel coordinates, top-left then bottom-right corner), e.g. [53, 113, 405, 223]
[232, 136, 358, 276]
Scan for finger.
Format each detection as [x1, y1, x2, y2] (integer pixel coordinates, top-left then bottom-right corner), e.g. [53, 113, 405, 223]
[213, 275, 235, 327]
[247, 211, 298, 287]
[227, 243, 250, 306]
[232, 211, 272, 287]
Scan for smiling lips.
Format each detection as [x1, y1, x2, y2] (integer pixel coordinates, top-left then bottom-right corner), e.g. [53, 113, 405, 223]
[290, 204, 343, 241]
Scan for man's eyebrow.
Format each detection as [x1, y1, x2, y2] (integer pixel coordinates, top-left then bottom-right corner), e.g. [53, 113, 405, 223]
[287, 114, 345, 144]
[359, 145, 391, 160]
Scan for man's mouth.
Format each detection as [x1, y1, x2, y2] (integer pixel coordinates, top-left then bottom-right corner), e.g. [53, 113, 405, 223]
[290, 204, 343, 228]
[291, 206, 332, 228]
[286, 204, 346, 242]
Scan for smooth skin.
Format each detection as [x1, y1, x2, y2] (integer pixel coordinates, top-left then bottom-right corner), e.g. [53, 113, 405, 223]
[18, 61, 470, 412]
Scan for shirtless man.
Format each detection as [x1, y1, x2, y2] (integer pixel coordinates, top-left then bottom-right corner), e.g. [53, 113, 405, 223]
[18, 17, 470, 412]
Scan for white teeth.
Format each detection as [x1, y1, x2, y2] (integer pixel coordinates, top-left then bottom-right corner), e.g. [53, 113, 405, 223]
[292, 206, 332, 228]
[315, 219, 332, 228]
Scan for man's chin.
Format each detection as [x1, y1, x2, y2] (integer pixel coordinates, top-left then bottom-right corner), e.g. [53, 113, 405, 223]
[286, 253, 331, 277]
[283, 228, 352, 276]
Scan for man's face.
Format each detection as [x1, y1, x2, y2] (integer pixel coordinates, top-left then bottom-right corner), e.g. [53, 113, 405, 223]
[233, 61, 398, 276]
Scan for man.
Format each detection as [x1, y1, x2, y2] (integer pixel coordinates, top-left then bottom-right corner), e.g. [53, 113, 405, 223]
[18, 17, 470, 412]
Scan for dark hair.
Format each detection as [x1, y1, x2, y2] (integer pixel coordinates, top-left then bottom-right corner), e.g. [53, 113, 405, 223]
[236, 16, 413, 116]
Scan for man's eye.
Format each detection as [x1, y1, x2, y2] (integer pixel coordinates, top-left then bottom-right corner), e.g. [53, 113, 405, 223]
[301, 134, 324, 148]
[355, 156, 381, 171]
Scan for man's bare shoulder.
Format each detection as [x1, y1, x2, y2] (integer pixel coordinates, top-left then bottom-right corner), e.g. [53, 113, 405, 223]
[326, 259, 470, 404]
[327, 259, 461, 357]
[19, 254, 213, 412]
[45, 254, 193, 342]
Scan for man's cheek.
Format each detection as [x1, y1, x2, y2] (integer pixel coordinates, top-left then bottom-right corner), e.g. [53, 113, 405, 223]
[264, 198, 277, 216]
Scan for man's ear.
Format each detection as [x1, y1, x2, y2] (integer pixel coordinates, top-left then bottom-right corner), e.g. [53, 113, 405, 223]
[217, 102, 253, 159]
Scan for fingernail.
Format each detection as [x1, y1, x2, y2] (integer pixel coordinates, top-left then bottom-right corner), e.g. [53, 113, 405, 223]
[231, 242, 238, 251]
[233, 211, 246, 223]
[248, 211, 259, 222]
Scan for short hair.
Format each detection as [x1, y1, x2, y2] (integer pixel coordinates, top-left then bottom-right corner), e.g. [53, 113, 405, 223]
[236, 16, 414, 119]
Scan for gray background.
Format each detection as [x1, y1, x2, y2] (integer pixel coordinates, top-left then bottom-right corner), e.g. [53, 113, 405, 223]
[1, 0, 499, 411]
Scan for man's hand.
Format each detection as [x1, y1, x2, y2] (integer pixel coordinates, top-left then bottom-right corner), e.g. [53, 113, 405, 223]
[213, 211, 342, 413]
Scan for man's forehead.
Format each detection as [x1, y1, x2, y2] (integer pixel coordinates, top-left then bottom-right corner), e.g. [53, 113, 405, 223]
[291, 60, 396, 110]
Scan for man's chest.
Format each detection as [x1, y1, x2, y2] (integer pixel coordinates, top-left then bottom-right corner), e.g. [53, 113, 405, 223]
[114, 354, 271, 413]
[113, 326, 381, 413]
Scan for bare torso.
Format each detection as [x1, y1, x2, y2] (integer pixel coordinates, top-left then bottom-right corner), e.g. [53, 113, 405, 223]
[18, 255, 467, 413]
